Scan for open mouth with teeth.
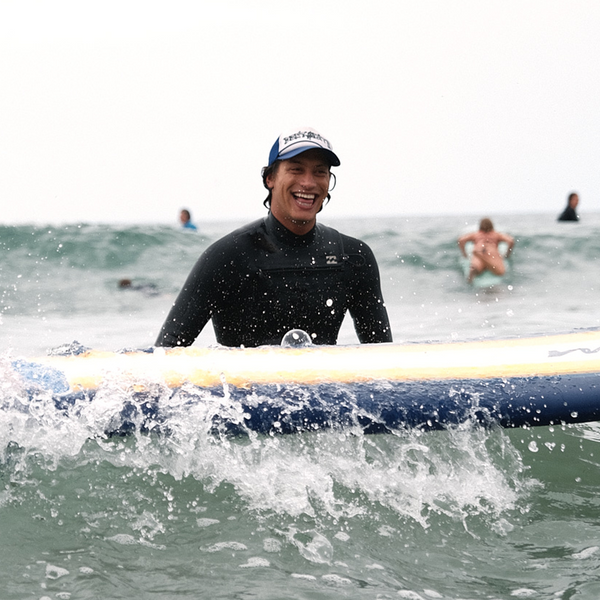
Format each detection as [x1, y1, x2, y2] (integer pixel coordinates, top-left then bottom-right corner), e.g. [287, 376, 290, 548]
[292, 192, 317, 209]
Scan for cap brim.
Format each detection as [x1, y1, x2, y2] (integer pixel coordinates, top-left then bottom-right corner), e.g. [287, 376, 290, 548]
[278, 145, 340, 167]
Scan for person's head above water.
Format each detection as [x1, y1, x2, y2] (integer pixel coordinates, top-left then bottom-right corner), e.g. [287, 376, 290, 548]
[261, 127, 340, 235]
[479, 218, 494, 233]
[567, 192, 579, 209]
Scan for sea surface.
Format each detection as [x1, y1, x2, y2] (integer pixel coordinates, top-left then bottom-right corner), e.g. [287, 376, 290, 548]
[1, 213, 599, 599]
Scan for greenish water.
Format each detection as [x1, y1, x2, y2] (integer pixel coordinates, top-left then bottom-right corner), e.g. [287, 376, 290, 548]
[2, 421, 600, 599]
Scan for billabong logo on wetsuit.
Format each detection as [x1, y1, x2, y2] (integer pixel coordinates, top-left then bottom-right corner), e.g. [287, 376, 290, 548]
[326, 255, 338, 264]
[282, 131, 333, 151]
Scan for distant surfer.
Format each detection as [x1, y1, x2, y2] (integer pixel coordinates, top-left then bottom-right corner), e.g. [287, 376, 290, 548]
[180, 208, 198, 231]
[557, 192, 579, 222]
[458, 218, 515, 283]
[118, 278, 159, 297]
[155, 127, 392, 348]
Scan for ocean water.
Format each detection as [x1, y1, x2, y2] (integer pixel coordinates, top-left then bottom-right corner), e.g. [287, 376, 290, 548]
[1, 213, 599, 599]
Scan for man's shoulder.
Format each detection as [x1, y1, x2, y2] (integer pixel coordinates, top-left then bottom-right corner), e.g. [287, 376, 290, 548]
[558, 208, 578, 221]
[229, 217, 266, 237]
[200, 219, 266, 264]
[318, 223, 371, 253]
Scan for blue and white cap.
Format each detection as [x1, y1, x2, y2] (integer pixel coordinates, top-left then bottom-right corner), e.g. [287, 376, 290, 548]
[268, 127, 340, 167]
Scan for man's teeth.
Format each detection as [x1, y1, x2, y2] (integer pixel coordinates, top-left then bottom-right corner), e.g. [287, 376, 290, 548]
[294, 193, 315, 200]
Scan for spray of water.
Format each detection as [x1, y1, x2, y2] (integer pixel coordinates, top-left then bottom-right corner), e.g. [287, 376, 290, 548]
[1, 357, 534, 535]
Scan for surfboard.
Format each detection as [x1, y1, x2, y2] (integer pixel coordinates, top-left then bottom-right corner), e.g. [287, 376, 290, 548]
[10, 329, 600, 436]
[460, 241, 509, 288]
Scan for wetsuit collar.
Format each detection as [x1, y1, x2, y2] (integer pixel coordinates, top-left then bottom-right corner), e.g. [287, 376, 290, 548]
[266, 212, 317, 246]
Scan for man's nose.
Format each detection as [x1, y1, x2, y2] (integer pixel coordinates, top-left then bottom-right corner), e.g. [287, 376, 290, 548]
[298, 171, 317, 187]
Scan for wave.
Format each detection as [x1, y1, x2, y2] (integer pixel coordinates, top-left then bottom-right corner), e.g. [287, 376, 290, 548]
[2, 215, 598, 328]
[4, 215, 598, 273]
[0, 224, 195, 270]
[0, 224, 211, 317]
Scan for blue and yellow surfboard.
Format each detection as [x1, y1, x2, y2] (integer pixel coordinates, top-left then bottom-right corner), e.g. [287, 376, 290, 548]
[12, 329, 600, 434]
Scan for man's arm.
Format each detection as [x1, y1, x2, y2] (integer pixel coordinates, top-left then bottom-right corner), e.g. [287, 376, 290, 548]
[155, 252, 215, 347]
[457, 233, 475, 258]
[498, 233, 515, 258]
[346, 240, 393, 344]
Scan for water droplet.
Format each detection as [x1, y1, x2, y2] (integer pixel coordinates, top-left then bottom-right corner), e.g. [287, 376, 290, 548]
[281, 329, 313, 348]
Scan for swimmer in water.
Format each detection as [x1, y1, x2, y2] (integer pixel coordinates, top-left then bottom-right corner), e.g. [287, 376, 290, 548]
[557, 192, 580, 222]
[118, 278, 159, 297]
[458, 218, 515, 283]
[180, 209, 198, 230]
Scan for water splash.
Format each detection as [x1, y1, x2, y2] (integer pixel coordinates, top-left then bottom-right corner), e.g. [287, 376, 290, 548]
[1, 358, 532, 531]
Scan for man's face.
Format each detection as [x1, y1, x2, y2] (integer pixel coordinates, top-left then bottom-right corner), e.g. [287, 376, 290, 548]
[266, 149, 331, 235]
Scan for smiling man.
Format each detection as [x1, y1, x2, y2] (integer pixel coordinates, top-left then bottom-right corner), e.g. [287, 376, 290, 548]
[155, 127, 392, 348]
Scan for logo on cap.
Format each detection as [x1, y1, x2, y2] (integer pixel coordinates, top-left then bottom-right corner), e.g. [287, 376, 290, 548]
[268, 126, 340, 167]
[281, 130, 334, 152]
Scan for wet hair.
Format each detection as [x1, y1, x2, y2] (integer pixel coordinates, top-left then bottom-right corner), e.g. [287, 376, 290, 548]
[260, 160, 335, 211]
[180, 209, 191, 221]
[479, 217, 494, 232]
[261, 162, 281, 209]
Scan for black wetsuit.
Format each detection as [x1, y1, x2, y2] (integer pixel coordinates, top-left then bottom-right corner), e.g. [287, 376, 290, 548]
[557, 206, 579, 221]
[155, 213, 392, 347]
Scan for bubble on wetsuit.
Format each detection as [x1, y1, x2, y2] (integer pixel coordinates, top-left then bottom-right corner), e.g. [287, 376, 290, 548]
[281, 329, 313, 348]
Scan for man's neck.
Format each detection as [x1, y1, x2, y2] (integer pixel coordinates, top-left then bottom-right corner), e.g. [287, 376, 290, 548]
[271, 212, 316, 236]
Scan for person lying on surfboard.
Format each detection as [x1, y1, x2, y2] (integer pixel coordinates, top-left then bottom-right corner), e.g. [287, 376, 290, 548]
[458, 218, 515, 283]
[155, 127, 393, 348]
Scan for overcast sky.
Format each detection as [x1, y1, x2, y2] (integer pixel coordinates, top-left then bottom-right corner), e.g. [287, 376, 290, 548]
[1, 0, 599, 225]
